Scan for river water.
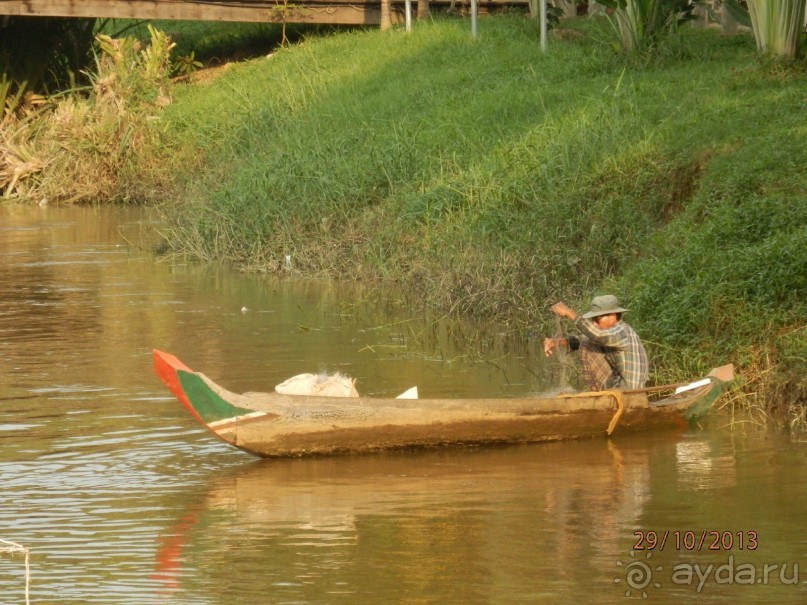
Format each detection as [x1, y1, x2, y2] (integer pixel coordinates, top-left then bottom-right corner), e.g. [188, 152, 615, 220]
[0, 205, 805, 604]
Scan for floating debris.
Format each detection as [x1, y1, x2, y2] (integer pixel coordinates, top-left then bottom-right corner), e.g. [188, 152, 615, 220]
[0, 539, 30, 605]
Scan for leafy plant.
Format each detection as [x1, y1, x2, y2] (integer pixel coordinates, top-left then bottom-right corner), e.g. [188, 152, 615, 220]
[173, 52, 203, 77]
[91, 24, 175, 109]
[597, 0, 701, 52]
[745, 0, 805, 59]
[720, 0, 752, 28]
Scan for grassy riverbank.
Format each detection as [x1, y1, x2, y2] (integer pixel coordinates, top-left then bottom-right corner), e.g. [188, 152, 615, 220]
[148, 16, 805, 419]
[7, 16, 806, 421]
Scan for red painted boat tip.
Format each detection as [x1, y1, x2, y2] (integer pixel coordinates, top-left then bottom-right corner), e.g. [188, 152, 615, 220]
[153, 350, 206, 426]
[153, 349, 192, 373]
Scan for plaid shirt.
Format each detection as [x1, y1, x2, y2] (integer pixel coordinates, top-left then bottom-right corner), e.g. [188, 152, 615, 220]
[568, 317, 649, 389]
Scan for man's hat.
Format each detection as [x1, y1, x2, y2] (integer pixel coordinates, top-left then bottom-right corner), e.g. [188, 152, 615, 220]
[582, 295, 629, 319]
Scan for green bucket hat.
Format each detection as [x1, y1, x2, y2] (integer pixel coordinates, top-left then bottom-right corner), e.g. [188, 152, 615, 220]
[582, 295, 629, 319]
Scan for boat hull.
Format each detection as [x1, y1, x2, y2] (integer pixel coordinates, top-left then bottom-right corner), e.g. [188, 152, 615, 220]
[153, 350, 729, 458]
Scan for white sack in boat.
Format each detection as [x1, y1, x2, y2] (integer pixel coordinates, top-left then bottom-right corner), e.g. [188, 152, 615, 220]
[275, 372, 360, 398]
[275, 373, 418, 399]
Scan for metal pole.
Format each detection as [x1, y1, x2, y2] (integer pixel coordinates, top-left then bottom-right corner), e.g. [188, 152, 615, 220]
[405, 0, 412, 32]
[471, 0, 478, 39]
[539, 0, 547, 52]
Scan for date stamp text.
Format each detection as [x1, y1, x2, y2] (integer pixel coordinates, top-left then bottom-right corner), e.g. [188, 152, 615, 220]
[633, 530, 758, 552]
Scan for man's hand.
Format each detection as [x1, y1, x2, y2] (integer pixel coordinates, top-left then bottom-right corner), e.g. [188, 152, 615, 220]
[543, 337, 569, 356]
[550, 302, 578, 321]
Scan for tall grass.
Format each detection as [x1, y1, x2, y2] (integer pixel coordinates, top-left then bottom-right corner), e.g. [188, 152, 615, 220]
[157, 18, 751, 295]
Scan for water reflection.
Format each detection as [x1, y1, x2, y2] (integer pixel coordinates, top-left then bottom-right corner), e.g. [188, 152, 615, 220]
[0, 205, 805, 604]
[675, 440, 737, 492]
[153, 439, 653, 604]
[0, 204, 545, 604]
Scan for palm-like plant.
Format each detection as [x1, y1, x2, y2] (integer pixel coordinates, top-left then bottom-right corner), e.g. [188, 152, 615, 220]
[597, 0, 700, 52]
[743, 0, 805, 59]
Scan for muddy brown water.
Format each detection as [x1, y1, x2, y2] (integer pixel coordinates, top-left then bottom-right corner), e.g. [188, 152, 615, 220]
[0, 205, 805, 604]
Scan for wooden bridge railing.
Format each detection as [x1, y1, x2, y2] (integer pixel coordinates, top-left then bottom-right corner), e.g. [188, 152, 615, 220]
[0, 0, 383, 25]
[0, 0, 527, 26]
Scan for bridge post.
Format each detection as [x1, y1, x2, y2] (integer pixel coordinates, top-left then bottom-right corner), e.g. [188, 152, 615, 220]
[380, 0, 391, 29]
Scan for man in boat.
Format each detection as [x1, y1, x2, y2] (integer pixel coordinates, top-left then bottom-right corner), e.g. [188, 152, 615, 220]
[543, 295, 648, 391]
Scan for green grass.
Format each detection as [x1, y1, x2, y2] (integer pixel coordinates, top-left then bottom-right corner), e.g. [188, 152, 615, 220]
[129, 16, 805, 417]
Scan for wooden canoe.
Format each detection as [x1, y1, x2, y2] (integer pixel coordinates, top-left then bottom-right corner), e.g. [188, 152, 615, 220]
[153, 349, 733, 458]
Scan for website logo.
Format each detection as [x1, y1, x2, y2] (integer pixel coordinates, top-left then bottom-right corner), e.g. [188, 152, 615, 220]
[615, 551, 662, 598]
[615, 552, 801, 597]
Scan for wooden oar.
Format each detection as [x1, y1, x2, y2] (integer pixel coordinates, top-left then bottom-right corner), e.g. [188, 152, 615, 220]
[623, 381, 695, 395]
[623, 364, 734, 395]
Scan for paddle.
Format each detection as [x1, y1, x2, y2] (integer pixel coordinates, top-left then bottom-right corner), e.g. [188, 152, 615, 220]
[623, 381, 696, 395]
[623, 364, 734, 395]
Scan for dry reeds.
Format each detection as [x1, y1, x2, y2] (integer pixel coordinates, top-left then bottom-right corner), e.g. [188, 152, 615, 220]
[0, 26, 175, 204]
[1, 78, 48, 200]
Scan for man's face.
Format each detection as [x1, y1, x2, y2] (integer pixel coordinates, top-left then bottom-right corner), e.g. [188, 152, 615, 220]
[593, 313, 618, 329]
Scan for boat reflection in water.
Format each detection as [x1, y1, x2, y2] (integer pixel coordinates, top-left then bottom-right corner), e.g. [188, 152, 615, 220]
[153, 438, 658, 603]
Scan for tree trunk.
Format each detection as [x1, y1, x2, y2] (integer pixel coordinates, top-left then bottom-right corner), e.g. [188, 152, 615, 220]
[417, 0, 430, 19]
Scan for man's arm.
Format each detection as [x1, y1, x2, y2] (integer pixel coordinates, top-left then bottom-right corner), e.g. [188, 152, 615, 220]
[544, 302, 585, 356]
